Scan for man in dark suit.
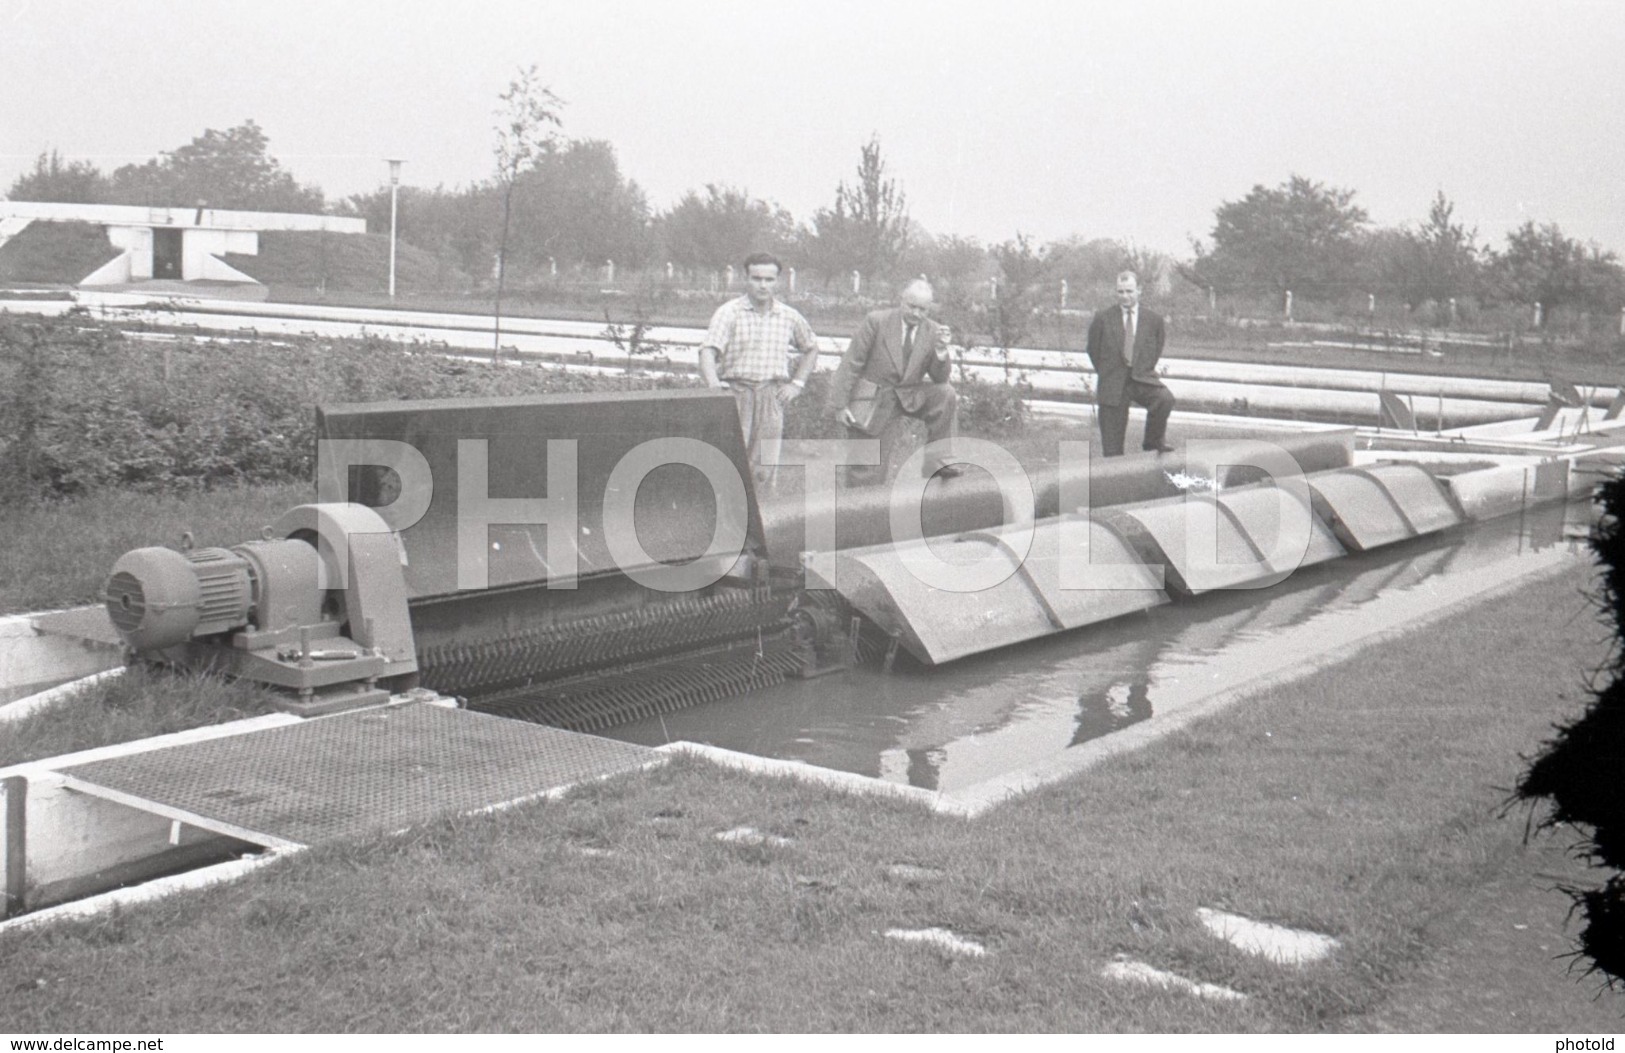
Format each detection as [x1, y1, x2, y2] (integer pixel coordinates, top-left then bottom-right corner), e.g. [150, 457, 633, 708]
[826, 278, 962, 484]
[1085, 270, 1176, 456]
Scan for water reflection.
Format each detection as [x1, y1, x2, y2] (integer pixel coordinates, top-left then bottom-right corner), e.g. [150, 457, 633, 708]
[1071, 681, 1153, 747]
[611, 500, 1592, 793]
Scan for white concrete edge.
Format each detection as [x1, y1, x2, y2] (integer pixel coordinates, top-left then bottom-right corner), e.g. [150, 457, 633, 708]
[464, 755, 673, 819]
[657, 741, 966, 816]
[1028, 401, 1352, 433]
[0, 712, 305, 780]
[0, 606, 106, 632]
[52, 773, 304, 851]
[0, 848, 303, 935]
[1352, 450, 1547, 468]
[0, 668, 125, 724]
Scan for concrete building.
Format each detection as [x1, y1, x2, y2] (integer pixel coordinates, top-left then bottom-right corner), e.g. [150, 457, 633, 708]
[0, 201, 365, 286]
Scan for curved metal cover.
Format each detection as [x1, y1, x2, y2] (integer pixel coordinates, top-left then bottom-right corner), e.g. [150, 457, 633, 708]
[1099, 494, 1276, 595]
[1307, 465, 1462, 551]
[1218, 484, 1346, 575]
[1307, 469, 1414, 551]
[1360, 463, 1464, 535]
[802, 515, 1167, 666]
[1442, 463, 1567, 521]
[315, 391, 762, 599]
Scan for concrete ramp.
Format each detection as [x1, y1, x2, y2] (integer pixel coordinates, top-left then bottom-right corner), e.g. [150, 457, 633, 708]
[803, 516, 1168, 666]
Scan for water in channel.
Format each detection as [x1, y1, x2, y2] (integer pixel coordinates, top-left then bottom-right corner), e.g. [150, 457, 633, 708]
[610, 499, 1596, 794]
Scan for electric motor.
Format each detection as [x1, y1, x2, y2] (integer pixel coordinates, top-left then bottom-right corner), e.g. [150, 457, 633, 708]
[105, 539, 324, 652]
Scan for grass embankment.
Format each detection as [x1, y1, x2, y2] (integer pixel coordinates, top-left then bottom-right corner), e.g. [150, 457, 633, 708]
[0, 562, 1613, 1032]
[225, 231, 470, 295]
[0, 221, 119, 283]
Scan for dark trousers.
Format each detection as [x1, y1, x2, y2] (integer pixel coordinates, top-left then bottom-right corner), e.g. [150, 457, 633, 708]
[845, 383, 958, 485]
[1096, 379, 1176, 457]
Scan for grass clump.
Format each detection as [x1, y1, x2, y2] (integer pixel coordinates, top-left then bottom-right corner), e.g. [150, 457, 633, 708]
[0, 481, 312, 614]
[0, 664, 282, 769]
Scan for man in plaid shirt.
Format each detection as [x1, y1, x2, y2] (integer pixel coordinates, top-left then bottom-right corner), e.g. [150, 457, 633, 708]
[698, 252, 821, 485]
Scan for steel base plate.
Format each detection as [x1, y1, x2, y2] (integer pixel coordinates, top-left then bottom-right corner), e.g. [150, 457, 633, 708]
[60, 703, 656, 846]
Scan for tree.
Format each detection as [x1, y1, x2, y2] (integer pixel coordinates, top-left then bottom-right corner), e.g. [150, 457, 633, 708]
[108, 121, 324, 212]
[1376, 191, 1483, 308]
[339, 183, 484, 289]
[1194, 174, 1369, 299]
[656, 184, 797, 273]
[1491, 220, 1624, 326]
[807, 135, 911, 286]
[6, 150, 110, 203]
[512, 140, 651, 270]
[989, 234, 1049, 351]
[492, 65, 564, 354]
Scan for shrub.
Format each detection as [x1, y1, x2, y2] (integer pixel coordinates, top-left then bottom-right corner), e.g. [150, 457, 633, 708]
[954, 370, 1031, 437]
[0, 314, 695, 501]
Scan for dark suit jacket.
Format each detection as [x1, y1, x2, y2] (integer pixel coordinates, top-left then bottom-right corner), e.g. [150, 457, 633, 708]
[1085, 304, 1166, 407]
[826, 307, 953, 414]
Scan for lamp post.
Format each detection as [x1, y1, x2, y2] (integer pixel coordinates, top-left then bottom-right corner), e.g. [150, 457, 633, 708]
[386, 158, 405, 299]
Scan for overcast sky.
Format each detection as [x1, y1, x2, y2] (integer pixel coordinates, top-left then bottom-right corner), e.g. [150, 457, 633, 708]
[4, 0, 1621, 256]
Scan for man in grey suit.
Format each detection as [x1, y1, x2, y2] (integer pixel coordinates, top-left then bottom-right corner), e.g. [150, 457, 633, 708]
[1085, 270, 1176, 457]
[826, 278, 962, 484]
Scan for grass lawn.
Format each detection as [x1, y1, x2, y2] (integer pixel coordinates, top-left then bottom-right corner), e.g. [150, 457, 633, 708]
[1, 561, 1616, 1032]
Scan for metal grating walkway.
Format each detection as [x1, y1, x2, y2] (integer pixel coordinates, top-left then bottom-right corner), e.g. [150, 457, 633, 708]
[59, 703, 656, 846]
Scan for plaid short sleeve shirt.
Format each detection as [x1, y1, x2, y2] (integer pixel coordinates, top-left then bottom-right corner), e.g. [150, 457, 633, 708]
[701, 296, 819, 383]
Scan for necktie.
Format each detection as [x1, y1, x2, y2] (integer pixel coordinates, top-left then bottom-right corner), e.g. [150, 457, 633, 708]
[1123, 308, 1136, 367]
[902, 321, 916, 364]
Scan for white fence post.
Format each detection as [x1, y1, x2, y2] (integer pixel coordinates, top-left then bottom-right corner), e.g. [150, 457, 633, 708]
[1284, 290, 1293, 321]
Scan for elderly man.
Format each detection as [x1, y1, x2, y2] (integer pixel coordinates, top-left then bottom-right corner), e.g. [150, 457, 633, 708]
[699, 252, 821, 485]
[826, 278, 962, 484]
[1084, 270, 1175, 457]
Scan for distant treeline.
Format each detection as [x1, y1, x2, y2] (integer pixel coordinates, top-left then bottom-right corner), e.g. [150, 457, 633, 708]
[9, 122, 1624, 336]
